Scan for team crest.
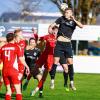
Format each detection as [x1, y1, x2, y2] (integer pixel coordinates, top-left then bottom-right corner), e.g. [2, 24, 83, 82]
[34, 52, 37, 56]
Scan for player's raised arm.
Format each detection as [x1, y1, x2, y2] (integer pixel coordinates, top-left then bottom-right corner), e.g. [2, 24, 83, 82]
[70, 15, 84, 28]
[48, 23, 57, 34]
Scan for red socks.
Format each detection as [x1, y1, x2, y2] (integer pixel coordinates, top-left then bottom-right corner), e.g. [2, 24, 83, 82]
[16, 94, 22, 100]
[5, 95, 11, 100]
[5, 94, 22, 100]
[38, 79, 45, 89]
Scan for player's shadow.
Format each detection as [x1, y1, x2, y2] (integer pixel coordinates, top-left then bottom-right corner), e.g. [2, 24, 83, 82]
[0, 93, 5, 98]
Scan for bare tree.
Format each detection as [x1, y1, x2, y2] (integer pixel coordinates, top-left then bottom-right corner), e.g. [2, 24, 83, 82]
[50, 0, 100, 24]
[12, 0, 41, 12]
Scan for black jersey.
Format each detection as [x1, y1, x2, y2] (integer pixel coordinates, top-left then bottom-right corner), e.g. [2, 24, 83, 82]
[24, 48, 41, 67]
[55, 16, 77, 39]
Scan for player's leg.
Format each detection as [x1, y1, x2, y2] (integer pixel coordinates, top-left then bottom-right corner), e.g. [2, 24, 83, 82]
[60, 55, 69, 91]
[5, 85, 12, 100]
[11, 65, 24, 93]
[3, 73, 12, 100]
[67, 58, 76, 91]
[23, 67, 32, 91]
[31, 69, 48, 96]
[36, 74, 43, 98]
[23, 74, 32, 91]
[14, 84, 22, 100]
[49, 57, 59, 89]
[11, 70, 22, 100]
[61, 63, 69, 91]
[30, 66, 42, 96]
[49, 41, 63, 89]
[10, 71, 24, 93]
[67, 43, 76, 91]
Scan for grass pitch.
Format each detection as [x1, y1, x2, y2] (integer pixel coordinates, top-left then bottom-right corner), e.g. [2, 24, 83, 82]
[0, 73, 100, 100]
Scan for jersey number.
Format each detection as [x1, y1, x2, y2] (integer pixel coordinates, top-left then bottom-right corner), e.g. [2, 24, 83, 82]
[5, 50, 10, 61]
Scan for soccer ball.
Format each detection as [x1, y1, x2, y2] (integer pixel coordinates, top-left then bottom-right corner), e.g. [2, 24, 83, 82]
[60, 3, 68, 11]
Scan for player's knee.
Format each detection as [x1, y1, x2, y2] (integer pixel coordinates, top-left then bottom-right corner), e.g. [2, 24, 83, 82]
[37, 75, 42, 82]
[54, 58, 60, 64]
[67, 58, 73, 65]
[14, 84, 22, 94]
[16, 89, 21, 94]
[64, 66, 68, 73]
[6, 88, 12, 95]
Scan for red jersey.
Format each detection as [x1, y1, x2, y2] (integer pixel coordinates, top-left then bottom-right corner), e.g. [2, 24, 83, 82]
[15, 40, 26, 56]
[36, 34, 56, 71]
[0, 43, 22, 71]
[40, 34, 56, 54]
[15, 40, 26, 73]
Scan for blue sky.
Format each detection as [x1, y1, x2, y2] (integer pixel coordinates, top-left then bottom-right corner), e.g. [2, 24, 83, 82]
[0, 0, 60, 15]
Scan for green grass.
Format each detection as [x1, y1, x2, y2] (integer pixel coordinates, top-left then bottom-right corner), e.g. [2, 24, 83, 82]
[0, 73, 100, 100]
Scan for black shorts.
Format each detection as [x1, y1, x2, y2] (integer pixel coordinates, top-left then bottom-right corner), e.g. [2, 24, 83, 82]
[31, 67, 41, 79]
[24, 65, 41, 79]
[59, 54, 66, 64]
[54, 41, 73, 62]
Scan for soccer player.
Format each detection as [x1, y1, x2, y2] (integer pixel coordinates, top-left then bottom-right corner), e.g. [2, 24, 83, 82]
[23, 38, 43, 97]
[32, 27, 38, 42]
[0, 33, 29, 100]
[9, 29, 27, 93]
[0, 57, 3, 90]
[14, 29, 27, 76]
[60, 55, 76, 91]
[30, 26, 59, 96]
[0, 39, 6, 90]
[49, 8, 83, 90]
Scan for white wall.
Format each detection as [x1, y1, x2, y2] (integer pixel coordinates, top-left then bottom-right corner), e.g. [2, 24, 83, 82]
[57, 56, 100, 73]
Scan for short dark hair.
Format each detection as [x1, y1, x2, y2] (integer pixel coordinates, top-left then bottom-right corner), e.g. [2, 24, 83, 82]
[64, 8, 73, 14]
[29, 38, 36, 44]
[14, 28, 22, 34]
[52, 26, 59, 30]
[6, 33, 15, 42]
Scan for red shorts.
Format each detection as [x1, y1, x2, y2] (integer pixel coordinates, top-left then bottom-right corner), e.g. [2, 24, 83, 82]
[2, 68, 20, 85]
[36, 52, 54, 71]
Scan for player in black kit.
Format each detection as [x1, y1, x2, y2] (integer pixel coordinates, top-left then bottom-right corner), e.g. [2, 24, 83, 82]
[23, 38, 43, 97]
[49, 8, 84, 91]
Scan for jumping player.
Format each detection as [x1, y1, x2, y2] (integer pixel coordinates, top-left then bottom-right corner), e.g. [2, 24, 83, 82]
[49, 8, 83, 91]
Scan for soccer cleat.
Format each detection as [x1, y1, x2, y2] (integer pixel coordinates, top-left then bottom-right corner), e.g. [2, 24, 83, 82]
[50, 82, 54, 89]
[64, 85, 69, 92]
[30, 90, 35, 96]
[65, 87, 69, 92]
[69, 83, 76, 91]
[39, 93, 43, 98]
[23, 82, 28, 91]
